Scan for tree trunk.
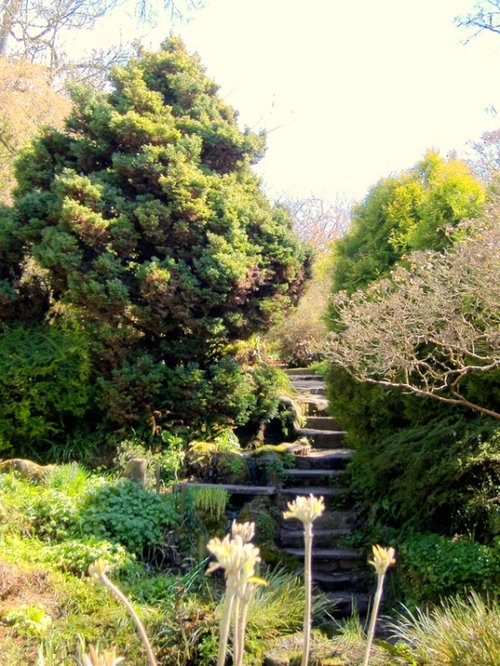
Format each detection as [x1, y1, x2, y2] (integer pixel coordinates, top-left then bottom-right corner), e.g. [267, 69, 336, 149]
[0, 0, 22, 56]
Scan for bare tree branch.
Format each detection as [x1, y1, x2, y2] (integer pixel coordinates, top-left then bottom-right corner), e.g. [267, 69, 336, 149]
[326, 212, 500, 420]
[0, 0, 205, 86]
[456, 0, 500, 41]
[278, 194, 352, 249]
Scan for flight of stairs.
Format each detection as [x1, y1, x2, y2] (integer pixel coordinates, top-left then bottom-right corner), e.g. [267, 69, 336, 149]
[180, 367, 370, 616]
[279, 368, 369, 617]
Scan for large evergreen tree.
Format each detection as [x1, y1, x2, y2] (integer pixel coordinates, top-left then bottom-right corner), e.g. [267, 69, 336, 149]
[0, 38, 309, 449]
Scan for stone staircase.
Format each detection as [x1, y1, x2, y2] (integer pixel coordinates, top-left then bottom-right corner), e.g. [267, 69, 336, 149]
[279, 368, 369, 617]
[181, 367, 369, 617]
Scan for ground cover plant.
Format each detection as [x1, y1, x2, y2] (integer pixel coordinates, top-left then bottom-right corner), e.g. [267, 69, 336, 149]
[0, 467, 330, 664]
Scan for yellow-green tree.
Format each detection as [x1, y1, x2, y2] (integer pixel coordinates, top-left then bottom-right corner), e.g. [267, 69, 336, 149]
[330, 151, 485, 295]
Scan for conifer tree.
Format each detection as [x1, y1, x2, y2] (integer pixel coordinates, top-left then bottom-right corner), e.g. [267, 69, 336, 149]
[1, 37, 309, 434]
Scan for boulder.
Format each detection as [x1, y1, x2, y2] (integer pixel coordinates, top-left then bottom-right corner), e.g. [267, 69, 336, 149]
[0, 458, 56, 482]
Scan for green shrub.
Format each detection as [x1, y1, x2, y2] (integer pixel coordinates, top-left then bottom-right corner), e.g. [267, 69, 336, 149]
[4, 37, 309, 435]
[329, 151, 485, 295]
[398, 533, 500, 605]
[81, 478, 179, 555]
[346, 410, 499, 542]
[0, 473, 83, 541]
[37, 537, 134, 575]
[0, 322, 94, 456]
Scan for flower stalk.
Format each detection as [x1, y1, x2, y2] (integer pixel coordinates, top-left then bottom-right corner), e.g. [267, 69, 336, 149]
[362, 545, 396, 666]
[88, 560, 157, 666]
[207, 521, 266, 666]
[283, 494, 325, 666]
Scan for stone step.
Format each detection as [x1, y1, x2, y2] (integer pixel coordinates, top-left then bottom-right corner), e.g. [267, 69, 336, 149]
[293, 383, 326, 396]
[305, 416, 343, 431]
[286, 367, 316, 376]
[282, 510, 357, 531]
[297, 428, 347, 449]
[295, 395, 329, 416]
[284, 469, 347, 486]
[179, 482, 276, 495]
[293, 449, 355, 470]
[289, 374, 322, 382]
[279, 527, 350, 548]
[283, 547, 363, 562]
[281, 486, 350, 498]
[312, 570, 368, 592]
[322, 591, 370, 617]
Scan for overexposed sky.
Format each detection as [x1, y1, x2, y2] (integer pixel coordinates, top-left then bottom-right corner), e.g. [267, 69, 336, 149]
[80, 0, 500, 201]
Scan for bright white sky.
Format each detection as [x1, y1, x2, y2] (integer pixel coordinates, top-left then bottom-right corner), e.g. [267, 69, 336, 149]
[83, 0, 500, 202]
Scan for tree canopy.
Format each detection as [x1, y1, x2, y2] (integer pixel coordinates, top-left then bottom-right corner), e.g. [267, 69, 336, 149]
[330, 152, 485, 295]
[0, 37, 309, 444]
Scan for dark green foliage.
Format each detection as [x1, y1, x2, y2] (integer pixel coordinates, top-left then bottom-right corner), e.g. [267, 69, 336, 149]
[255, 510, 278, 544]
[81, 479, 179, 555]
[0, 322, 94, 455]
[1, 37, 308, 439]
[398, 533, 500, 605]
[325, 365, 436, 448]
[347, 410, 499, 542]
[325, 156, 497, 602]
[330, 152, 485, 295]
[327, 368, 500, 552]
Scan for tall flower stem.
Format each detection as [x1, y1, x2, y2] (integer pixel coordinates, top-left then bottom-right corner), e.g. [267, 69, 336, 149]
[89, 562, 157, 666]
[207, 522, 264, 666]
[362, 545, 396, 666]
[236, 603, 250, 666]
[232, 589, 242, 666]
[234, 586, 253, 666]
[362, 571, 385, 666]
[283, 494, 325, 666]
[217, 585, 236, 666]
[302, 522, 313, 666]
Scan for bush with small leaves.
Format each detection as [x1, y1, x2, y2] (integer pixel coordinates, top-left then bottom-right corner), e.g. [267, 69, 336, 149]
[81, 479, 179, 555]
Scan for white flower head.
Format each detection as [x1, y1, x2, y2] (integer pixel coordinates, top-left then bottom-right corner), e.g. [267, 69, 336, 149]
[88, 559, 109, 580]
[283, 494, 325, 525]
[207, 532, 261, 588]
[369, 544, 396, 576]
[231, 520, 255, 543]
[80, 645, 124, 666]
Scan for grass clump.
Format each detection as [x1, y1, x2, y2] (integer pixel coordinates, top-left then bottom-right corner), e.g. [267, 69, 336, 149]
[246, 567, 329, 640]
[389, 591, 500, 665]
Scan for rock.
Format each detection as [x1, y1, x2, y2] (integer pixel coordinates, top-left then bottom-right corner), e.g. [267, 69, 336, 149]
[264, 633, 303, 665]
[0, 458, 56, 482]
